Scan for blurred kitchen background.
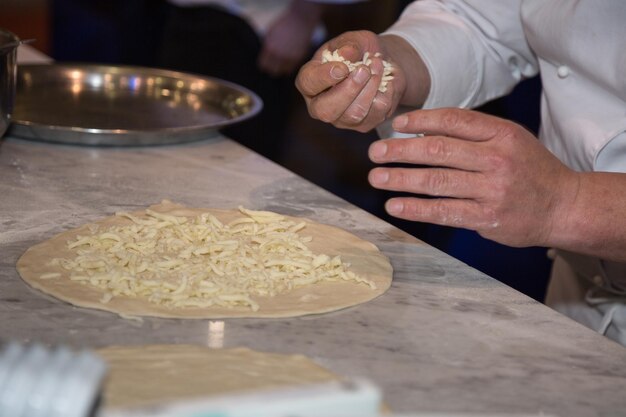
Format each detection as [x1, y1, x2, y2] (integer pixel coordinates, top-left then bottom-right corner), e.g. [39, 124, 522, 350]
[0, 0, 550, 302]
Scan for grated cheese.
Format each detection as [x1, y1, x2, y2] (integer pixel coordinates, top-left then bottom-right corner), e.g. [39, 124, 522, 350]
[48, 207, 376, 311]
[321, 49, 394, 93]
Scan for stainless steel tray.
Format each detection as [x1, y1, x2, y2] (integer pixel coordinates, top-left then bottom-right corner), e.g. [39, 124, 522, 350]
[8, 64, 263, 146]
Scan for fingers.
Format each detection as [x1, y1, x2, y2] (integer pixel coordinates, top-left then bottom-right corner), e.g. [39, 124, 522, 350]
[307, 65, 372, 123]
[258, 44, 300, 76]
[368, 136, 489, 171]
[295, 32, 397, 130]
[258, 53, 294, 77]
[323, 36, 366, 63]
[296, 60, 350, 97]
[338, 59, 387, 128]
[305, 59, 392, 129]
[383, 197, 498, 230]
[369, 167, 484, 199]
[257, 44, 277, 76]
[392, 108, 508, 142]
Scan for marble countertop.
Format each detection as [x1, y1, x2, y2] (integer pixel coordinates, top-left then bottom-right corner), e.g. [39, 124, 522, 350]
[1, 135, 625, 416]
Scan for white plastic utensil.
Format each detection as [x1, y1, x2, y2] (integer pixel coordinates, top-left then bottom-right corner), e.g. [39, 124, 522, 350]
[0, 341, 106, 417]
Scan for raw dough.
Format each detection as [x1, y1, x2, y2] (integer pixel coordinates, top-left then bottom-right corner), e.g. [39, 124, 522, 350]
[96, 345, 339, 409]
[16, 201, 393, 318]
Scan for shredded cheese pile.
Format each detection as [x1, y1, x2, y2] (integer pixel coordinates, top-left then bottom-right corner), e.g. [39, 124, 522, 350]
[321, 49, 394, 93]
[46, 207, 375, 311]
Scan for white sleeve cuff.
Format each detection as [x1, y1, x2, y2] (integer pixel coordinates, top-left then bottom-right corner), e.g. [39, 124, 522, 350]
[384, 11, 481, 109]
[595, 131, 626, 173]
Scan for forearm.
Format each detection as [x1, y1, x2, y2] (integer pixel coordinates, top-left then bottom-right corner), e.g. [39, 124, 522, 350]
[550, 171, 626, 262]
[379, 34, 430, 108]
[288, 0, 327, 25]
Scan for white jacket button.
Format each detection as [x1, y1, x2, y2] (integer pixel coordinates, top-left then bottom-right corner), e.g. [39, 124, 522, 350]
[557, 65, 570, 78]
[592, 274, 604, 286]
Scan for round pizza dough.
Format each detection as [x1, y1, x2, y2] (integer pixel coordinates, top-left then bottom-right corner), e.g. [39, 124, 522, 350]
[16, 201, 393, 318]
[96, 345, 340, 409]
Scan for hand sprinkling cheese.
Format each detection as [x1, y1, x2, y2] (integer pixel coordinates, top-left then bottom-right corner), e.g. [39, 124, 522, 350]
[321, 48, 394, 93]
[48, 206, 376, 312]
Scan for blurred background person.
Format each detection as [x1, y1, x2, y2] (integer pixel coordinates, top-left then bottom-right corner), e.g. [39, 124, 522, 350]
[158, 0, 367, 162]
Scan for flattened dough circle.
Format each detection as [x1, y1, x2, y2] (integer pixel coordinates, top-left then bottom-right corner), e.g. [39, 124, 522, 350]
[16, 201, 393, 318]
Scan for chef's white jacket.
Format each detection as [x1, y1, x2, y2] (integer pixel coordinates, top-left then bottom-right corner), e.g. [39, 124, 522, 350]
[384, 0, 626, 344]
[385, 0, 626, 173]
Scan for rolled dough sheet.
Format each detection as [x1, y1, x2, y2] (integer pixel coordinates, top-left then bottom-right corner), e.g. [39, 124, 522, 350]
[96, 345, 340, 409]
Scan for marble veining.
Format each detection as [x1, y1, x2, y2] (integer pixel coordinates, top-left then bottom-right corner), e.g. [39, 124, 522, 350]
[1, 136, 626, 417]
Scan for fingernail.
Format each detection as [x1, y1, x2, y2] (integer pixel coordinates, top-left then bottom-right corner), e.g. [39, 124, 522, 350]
[330, 65, 347, 80]
[386, 200, 404, 214]
[369, 142, 387, 159]
[370, 169, 389, 185]
[353, 67, 370, 85]
[393, 114, 408, 130]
